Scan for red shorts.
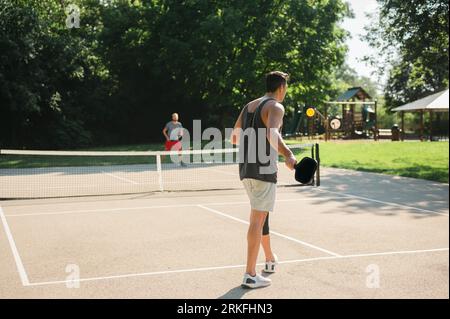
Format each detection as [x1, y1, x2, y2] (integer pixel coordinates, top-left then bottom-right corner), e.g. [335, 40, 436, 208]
[165, 140, 182, 151]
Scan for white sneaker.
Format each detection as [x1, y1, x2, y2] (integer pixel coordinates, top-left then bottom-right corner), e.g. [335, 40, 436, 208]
[241, 273, 272, 289]
[263, 254, 278, 273]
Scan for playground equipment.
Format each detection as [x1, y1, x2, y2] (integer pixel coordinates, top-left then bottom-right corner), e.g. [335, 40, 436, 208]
[325, 87, 378, 140]
[303, 87, 379, 141]
[283, 104, 323, 137]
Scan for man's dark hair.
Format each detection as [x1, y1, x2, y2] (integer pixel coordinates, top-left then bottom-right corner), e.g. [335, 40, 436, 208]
[266, 71, 289, 92]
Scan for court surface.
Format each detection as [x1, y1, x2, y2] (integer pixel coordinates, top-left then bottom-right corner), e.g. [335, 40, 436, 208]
[0, 167, 448, 298]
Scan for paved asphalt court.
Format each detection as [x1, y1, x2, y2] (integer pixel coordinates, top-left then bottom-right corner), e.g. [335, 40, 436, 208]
[0, 167, 448, 298]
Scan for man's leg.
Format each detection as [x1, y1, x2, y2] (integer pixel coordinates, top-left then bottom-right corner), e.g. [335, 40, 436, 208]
[246, 209, 268, 276]
[261, 214, 275, 262]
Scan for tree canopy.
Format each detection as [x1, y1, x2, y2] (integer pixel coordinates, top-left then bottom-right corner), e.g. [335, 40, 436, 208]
[365, 0, 449, 109]
[1, 0, 351, 148]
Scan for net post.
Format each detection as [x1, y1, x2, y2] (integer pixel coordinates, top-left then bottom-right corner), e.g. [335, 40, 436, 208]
[315, 143, 320, 186]
[156, 152, 164, 192]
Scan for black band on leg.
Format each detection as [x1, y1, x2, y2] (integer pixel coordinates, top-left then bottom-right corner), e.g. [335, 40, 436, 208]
[262, 213, 269, 236]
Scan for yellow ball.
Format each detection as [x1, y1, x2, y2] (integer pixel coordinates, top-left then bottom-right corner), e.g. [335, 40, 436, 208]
[306, 108, 315, 117]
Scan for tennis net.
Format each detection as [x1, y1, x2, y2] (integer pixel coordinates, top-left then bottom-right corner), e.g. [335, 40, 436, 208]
[0, 143, 319, 199]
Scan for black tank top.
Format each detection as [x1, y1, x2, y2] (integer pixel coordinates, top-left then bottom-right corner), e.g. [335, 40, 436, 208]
[238, 97, 278, 183]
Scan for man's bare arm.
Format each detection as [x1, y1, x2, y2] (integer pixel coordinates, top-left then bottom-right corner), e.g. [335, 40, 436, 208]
[230, 108, 245, 145]
[266, 103, 297, 169]
[162, 127, 169, 141]
[266, 104, 292, 156]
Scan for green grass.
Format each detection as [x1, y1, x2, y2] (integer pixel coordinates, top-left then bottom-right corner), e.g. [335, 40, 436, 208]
[0, 143, 162, 169]
[76, 143, 165, 151]
[0, 141, 236, 169]
[1, 140, 448, 184]
[0, 154, 158, 169]
[312, 141, 449, 183]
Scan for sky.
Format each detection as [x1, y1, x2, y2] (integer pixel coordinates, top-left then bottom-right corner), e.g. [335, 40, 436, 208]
[341, 0, 380, 80]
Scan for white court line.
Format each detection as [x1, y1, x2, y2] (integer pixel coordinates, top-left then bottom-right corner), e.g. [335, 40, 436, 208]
[2, 178, 237, 191]
[25, 247, 449, 287]
[202, 165, 298, 186]
[163, 178, 235, 184]
[101, 171, 139, 185]
[6, 204, 196, 217]
[0, 206, 30, 286]
[198, 165, 448, 216]
[203, 167, 240, 176]
[279, 248, 450, 265]
[5, 185, 114, 190]
[5, 197, 344, 217]
[5, 169, 446, 216]
[197, 204, 341, 257]
[313, 188, 449, 217]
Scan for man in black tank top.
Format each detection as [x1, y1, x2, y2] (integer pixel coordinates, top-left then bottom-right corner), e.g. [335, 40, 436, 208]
[231, 71, 297, 288]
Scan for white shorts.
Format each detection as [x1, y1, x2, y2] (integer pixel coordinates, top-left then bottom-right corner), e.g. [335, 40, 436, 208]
[242, 178, 276, 212]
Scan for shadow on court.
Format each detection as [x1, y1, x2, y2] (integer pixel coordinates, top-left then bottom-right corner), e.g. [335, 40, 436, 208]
[218, 273, 274, 299]
[218, 286, 250, 299]
[0, 166, 447, 298]
[303, 167, 449, 217]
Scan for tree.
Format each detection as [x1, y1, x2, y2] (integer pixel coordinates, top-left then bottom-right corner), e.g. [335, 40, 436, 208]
[1, 0, 351, 148]
[332, 62, 380, 99]
[0, 0, 112, 148]
[364, 0, 449, 109]
[95, 0, 352, 140]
